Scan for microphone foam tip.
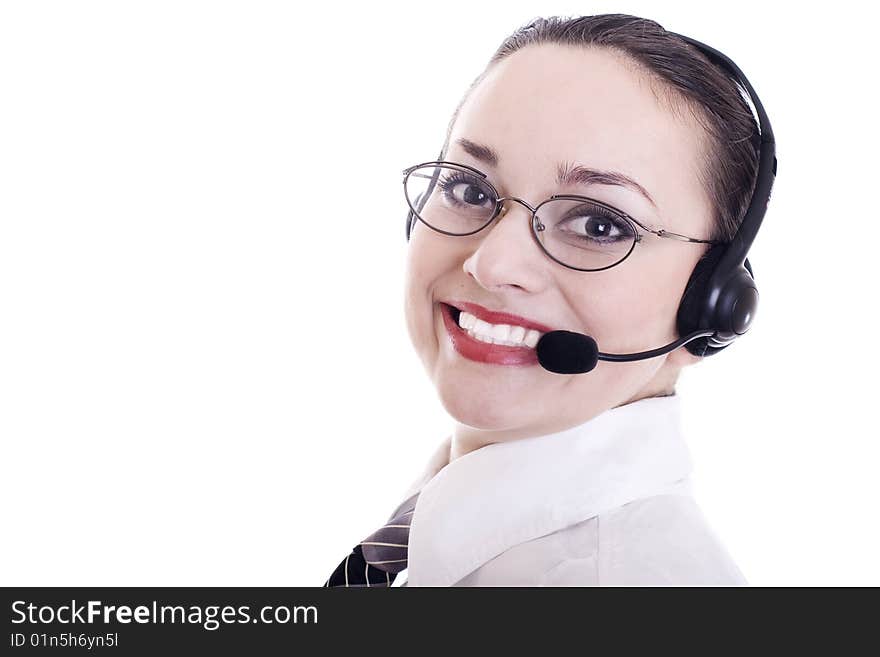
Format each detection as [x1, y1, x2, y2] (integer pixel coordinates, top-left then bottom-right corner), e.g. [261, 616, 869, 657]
[536, 330, 599, 375]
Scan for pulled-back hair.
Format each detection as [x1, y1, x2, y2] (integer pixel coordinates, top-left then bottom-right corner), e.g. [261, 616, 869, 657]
[439, 13, 760, 243]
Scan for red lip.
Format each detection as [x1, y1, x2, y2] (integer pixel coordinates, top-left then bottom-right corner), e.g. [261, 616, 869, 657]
[446, 300, 556, 333]
[440, 302, 540, 367]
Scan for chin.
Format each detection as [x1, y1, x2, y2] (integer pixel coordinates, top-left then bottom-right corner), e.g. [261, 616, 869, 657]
[433, 378, 529, 431]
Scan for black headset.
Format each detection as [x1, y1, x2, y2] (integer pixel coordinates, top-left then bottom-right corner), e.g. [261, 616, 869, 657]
[405, 32, 776, 358]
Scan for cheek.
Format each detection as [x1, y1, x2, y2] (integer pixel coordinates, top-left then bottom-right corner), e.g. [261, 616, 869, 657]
[573, 252, 696, 350]
[403, 266, 430, 347]
[403, 233, 454, 345]
[404, 232, 434, 300]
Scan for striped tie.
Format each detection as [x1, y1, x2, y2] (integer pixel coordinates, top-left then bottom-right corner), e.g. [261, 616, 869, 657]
[324, 492, 419, 587]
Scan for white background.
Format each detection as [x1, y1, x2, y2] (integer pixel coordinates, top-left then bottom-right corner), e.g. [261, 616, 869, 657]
[1, 0, 877, 586]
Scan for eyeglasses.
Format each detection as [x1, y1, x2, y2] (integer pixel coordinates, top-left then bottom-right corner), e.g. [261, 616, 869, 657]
[402, 160, 724, 272]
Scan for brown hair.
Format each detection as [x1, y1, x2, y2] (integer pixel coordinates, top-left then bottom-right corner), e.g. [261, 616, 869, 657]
[439, 13, 760, 243]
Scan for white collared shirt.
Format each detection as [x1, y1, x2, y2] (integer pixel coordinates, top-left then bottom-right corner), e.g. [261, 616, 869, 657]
[391, 394, 746, 587]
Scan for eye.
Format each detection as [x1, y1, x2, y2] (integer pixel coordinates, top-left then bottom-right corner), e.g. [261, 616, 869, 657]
[437, 172, 495, 210]
[558, 203, 635, 244]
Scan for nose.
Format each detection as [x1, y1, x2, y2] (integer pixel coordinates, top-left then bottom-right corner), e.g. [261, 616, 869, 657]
[461, 197, 549, 294]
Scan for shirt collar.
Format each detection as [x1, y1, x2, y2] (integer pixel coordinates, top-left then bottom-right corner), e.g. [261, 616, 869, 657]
[401, 394, 694, 587]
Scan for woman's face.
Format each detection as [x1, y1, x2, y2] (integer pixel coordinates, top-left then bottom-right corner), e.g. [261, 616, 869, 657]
[404, 44, 714, 445]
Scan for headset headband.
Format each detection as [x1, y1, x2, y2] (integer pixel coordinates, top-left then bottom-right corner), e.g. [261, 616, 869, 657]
[670, 32, 777, 271]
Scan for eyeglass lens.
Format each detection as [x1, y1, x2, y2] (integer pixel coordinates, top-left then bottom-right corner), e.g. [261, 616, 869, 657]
[405, 163, 637, 271]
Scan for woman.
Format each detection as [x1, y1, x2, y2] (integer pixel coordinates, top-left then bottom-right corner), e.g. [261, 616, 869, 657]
[325, 13, 772, 587]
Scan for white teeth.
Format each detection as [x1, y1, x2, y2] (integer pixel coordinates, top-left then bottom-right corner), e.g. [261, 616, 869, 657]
[490, 323, 510, 341]
[456, 310, 543, 348]
[474, 318, 492, 335]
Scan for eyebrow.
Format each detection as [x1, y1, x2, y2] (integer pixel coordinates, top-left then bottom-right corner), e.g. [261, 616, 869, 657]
[454, 137, 657, 209]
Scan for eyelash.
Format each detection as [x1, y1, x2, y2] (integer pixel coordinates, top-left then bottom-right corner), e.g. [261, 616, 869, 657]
[437, 172, 633, 224]
[437, 172, 492, 204]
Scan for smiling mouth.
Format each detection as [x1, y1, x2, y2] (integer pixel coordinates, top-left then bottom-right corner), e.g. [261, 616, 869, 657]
[441, 302, 545, 349]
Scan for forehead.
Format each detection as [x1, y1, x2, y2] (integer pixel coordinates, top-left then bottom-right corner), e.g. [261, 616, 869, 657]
[449, 44, 711, 235]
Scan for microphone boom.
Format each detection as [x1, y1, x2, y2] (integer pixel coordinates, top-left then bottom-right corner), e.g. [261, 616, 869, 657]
[536, 329, 717, 375]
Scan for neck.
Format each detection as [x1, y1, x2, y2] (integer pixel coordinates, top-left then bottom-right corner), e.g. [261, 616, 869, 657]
[449, 411, 592, 462]
[448, 388, 677, 463]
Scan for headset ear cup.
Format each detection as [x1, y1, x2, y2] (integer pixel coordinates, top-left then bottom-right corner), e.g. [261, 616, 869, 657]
[676, 244, 729, 358]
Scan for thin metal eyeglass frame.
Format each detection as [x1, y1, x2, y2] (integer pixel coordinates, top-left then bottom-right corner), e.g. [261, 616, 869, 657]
[402, 160, 725, 272]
